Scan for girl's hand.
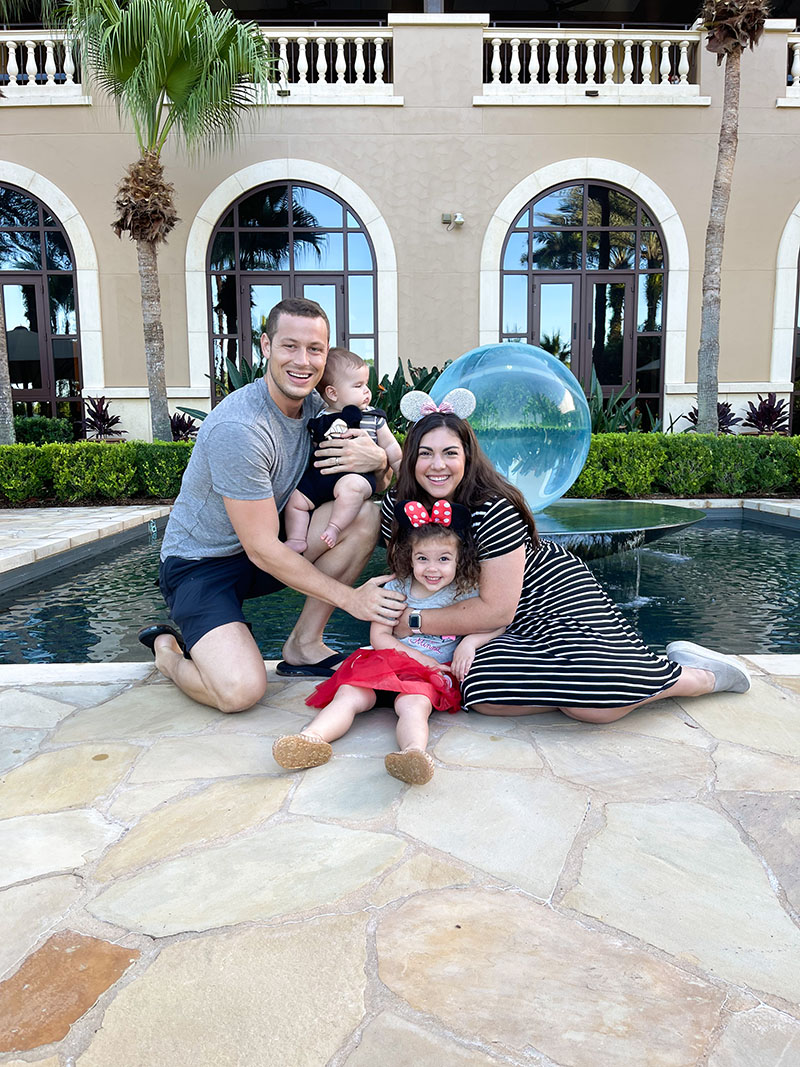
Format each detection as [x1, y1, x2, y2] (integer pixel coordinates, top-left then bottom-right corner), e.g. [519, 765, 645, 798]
[450, 644, 476, 682]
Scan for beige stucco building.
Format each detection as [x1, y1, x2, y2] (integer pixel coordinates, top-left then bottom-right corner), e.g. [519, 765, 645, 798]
[2, 13, 800, 438]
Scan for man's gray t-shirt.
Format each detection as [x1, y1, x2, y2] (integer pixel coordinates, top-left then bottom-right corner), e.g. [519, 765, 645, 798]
[161, 379, 323, 560]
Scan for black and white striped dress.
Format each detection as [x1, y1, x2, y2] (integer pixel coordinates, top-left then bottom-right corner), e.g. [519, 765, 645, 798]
[382, 495, 681, 710]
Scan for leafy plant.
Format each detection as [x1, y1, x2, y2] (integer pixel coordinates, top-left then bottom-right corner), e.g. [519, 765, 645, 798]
[0, 445, 53, 503]
[170, 411, 199, 441]
[132, 440, 193, 497]
[82, 396, 127, 440]
[13, 415, 73, 445]
[680, 401, 742, 435]
[741, 392, 789, 435]
[586, 369, 643, 433]
[368, 360, 448, 435]
[48, 442, 138, 499]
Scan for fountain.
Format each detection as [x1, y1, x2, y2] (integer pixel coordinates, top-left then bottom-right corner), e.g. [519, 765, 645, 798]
[430, 342, 703, 558]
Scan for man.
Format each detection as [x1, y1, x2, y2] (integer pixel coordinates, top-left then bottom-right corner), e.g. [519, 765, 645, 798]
[139, 297, 405, 713]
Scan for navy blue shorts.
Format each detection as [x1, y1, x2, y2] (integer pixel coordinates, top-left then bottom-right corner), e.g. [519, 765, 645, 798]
[159, 554, 284, 652]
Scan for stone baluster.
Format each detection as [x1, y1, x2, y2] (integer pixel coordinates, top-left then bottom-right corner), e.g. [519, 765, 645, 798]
[490, 37, 501, 84]
[659, 40, 671, 84]
[63, 38, 76, 84]
[296, 37, 308, 86]
[316, 37, 327, 85]
[277, 37, 289, 87]
[602, 39, 615, 84]
[678, 39, 690, 83]
[44, 39, 56, 85]
[622, 39, 633, 83]
[791, 42, 800, 88]
[24, 40, 37, 85]
[334, 37, 346, 84]
[529, 38, 540, 85]
[374, 37, 385, 85]
[5, 38, 18, 84]
[354, 37, 365, 83]
[641, 40, 653, 85]
[546, 39, 558, 86]
[584, 39, 597, 86]
[509, 38, 521, 84]
[566, 39, 577, 84]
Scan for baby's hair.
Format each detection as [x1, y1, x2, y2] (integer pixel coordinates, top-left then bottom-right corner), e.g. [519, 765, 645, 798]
[388, 523, 480, 595]
[317, 347, 368, 399]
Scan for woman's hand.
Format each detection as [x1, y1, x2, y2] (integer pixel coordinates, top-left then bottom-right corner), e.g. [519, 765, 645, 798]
[315, 429, 386, 475]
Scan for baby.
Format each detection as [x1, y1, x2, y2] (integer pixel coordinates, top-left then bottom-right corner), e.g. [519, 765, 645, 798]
[284, 347, 402, 551]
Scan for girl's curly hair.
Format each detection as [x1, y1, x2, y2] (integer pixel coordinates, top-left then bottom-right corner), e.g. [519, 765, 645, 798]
[388, 523, 481, 595]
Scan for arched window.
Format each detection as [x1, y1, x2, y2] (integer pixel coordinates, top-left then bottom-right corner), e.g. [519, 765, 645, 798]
[793, 265, 800, 433]
[500, 181, 666, 425]
[207, 181, 378, 399]
[0, 184, 83, 434]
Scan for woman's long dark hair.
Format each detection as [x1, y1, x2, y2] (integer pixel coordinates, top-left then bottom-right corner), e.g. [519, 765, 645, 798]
[395, 412, 539, 548]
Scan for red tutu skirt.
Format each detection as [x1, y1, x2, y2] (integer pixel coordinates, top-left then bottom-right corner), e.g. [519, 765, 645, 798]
[306, 647, 462, 713]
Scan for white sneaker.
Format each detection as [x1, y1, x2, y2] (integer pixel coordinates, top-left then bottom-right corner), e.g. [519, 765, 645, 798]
[665, 641, 751, 694]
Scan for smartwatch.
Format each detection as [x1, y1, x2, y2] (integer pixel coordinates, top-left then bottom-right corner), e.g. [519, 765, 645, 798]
[408, 611, 423, 634]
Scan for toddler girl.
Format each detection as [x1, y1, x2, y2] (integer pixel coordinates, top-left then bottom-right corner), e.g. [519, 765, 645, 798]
[273, 500, 504, 784]
[284, 347, 402, 551]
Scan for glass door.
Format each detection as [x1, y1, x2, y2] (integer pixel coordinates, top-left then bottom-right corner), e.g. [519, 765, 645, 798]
[294, 275, 344, 348]
[584, 274, 635, 396]
[2, 276, 50, 403]
[531, 276, 580, 377]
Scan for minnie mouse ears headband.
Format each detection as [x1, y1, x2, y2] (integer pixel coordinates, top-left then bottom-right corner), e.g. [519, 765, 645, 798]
[399, 388, 476, 423]
[394, 499, 472, 535]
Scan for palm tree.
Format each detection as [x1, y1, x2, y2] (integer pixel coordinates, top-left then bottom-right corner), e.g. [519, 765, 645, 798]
[64, 0, 273, 440]
[695, 0, 769, 433]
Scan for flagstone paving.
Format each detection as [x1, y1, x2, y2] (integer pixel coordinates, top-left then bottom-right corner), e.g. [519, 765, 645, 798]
[0, 657, 798, 1066]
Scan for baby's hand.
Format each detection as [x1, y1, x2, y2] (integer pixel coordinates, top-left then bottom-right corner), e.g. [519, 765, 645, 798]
[450, 645, 475, 683]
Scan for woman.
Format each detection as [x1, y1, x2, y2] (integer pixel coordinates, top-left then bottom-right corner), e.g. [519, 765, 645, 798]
[381, 411, 750, 724]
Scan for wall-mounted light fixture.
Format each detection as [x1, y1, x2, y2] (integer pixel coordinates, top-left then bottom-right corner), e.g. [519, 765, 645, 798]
[441, 212, 465, 231]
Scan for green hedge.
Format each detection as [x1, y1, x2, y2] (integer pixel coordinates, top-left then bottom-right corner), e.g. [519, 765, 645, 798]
[0, 441, 194, 504]
[0, 434, 798, 506]
[566, 433, 800, 499]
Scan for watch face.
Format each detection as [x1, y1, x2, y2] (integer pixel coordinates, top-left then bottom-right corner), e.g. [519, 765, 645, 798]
[409, 612, 422, 631]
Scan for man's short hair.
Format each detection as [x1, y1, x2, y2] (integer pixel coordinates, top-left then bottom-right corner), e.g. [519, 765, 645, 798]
[264, 298, 330, 343]
[317, 347, 367, 397]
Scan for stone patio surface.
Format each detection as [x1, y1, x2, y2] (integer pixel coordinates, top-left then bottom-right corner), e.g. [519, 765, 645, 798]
[1, 502, 799, 1065]
[0, 657, 798, 1066]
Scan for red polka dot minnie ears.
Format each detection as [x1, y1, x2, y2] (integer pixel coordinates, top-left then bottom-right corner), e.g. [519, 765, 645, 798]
[394, 499, 471, 534]
[399, 388, 476, 422]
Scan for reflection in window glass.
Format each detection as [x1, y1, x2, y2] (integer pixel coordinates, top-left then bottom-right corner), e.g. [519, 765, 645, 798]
[211, 275, 238, 335]
[588, 185, 636, 226]
[532, 186, 582, 227]
[636, 336, 661, 393]
[502, 274, 527, 334]
[531, 231, 581, 270]
[638, 273, 663, 332]
[45, 231, 72, 270]
[640, 232, 663, 269]
[586, 232, 635, 270]
[2, 283, 36, 330]
[504, 232, 529, 269]
[294, 187, 342, 229]
[239, 232, 290, 271]
[303, 284, 338, 341]
[213, 338, 237, 395]
[348, 275, 374, 335]
[249, 284, 284, 361]
[48, 276, 76, 334]
[6, 285, 42, 390]
[539, 283, 574, 367]
[210, 232, 236, 271]
[347, 212, 359, 229]
[238, 186, 290, 228]
[347, 232, 373, 270]
[52, 338, 81, 395]
[591, 280, 626, 386]
[514, 210, 529, 228]
[294, 232, 343, 271]
[348, 336, 375, 363]
[220, 210, 234, 228]
[0, 186, 38, 227]
[0, 230, 41, 270]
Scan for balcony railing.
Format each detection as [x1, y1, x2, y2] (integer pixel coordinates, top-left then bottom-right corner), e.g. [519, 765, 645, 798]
[787, 34, 800, 98]
[475, 28, 709, 105]
[0, 30, 86, 104]
[261, 27, 400, 104]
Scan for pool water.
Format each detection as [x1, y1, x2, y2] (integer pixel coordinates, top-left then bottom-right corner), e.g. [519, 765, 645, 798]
[0, 520, 797, 664]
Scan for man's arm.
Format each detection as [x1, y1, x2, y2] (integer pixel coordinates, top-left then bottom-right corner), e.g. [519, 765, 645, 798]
[224, 495, 405, 624]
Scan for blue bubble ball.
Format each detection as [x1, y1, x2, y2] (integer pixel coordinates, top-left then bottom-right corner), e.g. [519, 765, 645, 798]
[430, 342, 591, 513]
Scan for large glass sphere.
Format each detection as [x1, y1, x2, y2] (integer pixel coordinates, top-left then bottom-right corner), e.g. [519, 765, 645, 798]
[430, 342, 591, 513]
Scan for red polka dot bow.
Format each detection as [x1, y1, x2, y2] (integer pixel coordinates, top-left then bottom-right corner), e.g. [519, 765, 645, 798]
[403, 500, 453, 528]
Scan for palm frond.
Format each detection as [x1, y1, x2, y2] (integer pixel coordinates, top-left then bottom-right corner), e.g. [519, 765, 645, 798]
[701, 0, 770, 61]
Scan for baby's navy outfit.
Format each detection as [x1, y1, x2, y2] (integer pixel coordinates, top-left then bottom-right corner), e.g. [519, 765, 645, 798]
[294, 404, 387, 506]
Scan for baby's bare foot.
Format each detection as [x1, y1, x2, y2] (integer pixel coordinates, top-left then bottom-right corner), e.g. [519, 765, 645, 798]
[285, 537, 308, 553]
[320, 522, 341, 549]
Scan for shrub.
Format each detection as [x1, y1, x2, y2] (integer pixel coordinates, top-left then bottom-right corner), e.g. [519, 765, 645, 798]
[612, 433, 667, 496]
[707, 436, 760, 496]
[13, 415, 73, 445]
[132, 441, 193, 497]
[739, 436, 798, 493]
[656, 434, 715, 496]
[46, 442, 138, 500]
[0, 445, 53, 503]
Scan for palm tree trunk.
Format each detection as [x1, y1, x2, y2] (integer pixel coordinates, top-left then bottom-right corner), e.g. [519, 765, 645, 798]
[697, 48, 741, 434]
[136, 238, 172, 441]
[0, 293, 16, 445]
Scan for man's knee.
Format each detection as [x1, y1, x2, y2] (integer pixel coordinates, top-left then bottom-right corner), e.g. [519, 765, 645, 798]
[210, 671, 268, 714]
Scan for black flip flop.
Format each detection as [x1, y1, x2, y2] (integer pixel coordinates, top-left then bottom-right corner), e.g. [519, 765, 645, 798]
[138, 624, 192, 660]
[275, 651, 348, 677]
